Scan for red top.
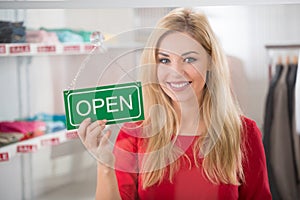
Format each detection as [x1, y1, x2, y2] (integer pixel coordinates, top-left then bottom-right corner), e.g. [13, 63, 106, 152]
[113, 117, 272, 200]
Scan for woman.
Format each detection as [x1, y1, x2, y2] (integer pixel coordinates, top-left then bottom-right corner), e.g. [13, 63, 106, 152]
[78, 8, 271, 200]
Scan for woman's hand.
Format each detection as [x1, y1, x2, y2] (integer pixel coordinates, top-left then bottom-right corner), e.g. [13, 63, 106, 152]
[77, 118, 115, 169]
[78, 118, 122, 200]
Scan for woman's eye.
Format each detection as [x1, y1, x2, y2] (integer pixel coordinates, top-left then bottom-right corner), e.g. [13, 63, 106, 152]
[184, 57, 197, 63]
[159, 58, 170, 64]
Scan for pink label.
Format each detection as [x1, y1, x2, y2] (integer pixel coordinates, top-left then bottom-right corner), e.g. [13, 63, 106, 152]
[0, 45, 6, 54]
[9, 44, 30, 54]
[66, 131, 79, 139]
[17, 145, 37, 153]
[84, 44, 94, 51]
[37, 45, 56, 53]
[64, 45, 80, 52]
[0, 152, 9, 162]
[41, 137, 60, 146]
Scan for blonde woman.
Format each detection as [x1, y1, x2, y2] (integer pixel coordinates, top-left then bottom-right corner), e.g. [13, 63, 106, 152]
[78, 8, 271, 200]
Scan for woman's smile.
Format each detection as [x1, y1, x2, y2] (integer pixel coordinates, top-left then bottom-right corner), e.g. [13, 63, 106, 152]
[167, 81, 192, 91]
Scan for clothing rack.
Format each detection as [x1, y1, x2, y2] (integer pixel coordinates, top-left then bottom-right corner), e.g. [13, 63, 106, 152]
[265, 44, 300, 82]
[264, 44, 300, 200]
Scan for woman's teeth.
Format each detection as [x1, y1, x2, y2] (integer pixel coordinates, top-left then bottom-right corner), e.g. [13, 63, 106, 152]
[168, 82, 190, 88]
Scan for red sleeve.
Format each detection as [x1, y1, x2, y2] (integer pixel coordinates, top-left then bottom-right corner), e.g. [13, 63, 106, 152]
[113, 123, 140, 200]
[238, 118, 272, 199]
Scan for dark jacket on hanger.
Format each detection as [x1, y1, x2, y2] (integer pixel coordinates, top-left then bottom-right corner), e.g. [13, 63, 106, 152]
[263, 64, 283, 199]
[286, 64, 300, 184]
[269, 65, 299, 200]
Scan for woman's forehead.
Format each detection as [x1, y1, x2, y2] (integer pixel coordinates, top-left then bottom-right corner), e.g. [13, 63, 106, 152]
[157, 32, 206, 56]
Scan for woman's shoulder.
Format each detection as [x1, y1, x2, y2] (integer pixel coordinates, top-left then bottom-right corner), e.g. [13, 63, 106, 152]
[240, 116, 265, 160]
[241, 116, 262, 140]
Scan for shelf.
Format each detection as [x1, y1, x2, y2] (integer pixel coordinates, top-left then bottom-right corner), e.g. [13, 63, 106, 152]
[0, 43, 96, 57]
[0, 42, 145, 57]
[0, 129, 79, 163]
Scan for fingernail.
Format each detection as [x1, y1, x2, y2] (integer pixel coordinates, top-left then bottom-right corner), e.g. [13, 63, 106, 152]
[98, 119, 107, 126]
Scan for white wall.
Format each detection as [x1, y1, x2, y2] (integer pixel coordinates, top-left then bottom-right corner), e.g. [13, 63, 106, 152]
[201, 5, 300, 127]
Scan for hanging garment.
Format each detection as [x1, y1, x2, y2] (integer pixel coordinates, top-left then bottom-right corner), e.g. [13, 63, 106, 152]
[270, 65, 299, 200]
[286, 63, 300, 183]
[263, 64, 283, 199]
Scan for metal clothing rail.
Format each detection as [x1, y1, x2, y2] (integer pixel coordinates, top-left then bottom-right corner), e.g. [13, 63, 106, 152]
[265, 44, 300, 49]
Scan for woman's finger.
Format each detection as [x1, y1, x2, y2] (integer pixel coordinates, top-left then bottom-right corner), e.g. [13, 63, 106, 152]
[99, 130, 112, 148]
[87, 120, 107, 134]
[97, 130, 115, 167]
[77, 118, 91, 140]
[86, 125, 104, 148]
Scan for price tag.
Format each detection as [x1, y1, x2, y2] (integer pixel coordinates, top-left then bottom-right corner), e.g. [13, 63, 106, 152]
[17, 144, 38, 153]
[64, 45, 80, 52]
[41, 137, 60, 146]
[0, 152, 9, 162]
[9, 44, 30, 54]
[84, 44, 94, 51]
[0, 45, 6, 54]
[66, 131, 79, 139]
[37, 45, 56, 53]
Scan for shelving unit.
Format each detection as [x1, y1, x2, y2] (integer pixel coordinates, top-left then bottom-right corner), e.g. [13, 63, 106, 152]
[0, 43, 94, 56]
[0, 42, 145, 57]
[0, 8, 146, 198]
[0, 130, 78, 163]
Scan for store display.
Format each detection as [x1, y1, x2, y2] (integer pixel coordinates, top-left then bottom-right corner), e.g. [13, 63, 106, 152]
[0, 120, 46, 142]
[40, 28, 92, 43]
[24, 113, 66, 133]
[26, 29, 59, 43]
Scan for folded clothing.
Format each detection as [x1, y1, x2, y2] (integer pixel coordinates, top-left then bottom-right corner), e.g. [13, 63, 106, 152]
[0, 121, 46, 141]
[40, 28, 92, 43]
[0, 21, 26, 43]
[24, 113, 66, 133]
[0, 132, 23, 147]
[26, 30, 60, 44]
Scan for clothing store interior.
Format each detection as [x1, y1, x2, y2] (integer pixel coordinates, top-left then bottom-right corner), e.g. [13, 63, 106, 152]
[0, 1, 300, 200]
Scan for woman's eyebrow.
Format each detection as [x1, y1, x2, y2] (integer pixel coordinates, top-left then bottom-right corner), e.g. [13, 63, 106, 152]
[157, 51, 199, 57]
[181, 51, 199, 56]
[157, 52, 170, 57]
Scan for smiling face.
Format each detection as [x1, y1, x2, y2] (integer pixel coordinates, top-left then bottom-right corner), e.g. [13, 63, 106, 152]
[157, 32, 209, 104]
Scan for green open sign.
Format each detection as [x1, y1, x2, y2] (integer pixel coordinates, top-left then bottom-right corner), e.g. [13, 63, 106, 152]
[63, 82, 144, 130]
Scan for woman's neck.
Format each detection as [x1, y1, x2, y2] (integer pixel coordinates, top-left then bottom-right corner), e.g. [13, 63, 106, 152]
[173, 100, 204, 136]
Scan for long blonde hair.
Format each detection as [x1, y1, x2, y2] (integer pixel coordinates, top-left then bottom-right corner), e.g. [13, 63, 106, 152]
[139, 7, 244, 189]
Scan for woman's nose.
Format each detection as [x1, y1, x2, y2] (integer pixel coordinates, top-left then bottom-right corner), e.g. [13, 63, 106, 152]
[171, 60, 185, 75]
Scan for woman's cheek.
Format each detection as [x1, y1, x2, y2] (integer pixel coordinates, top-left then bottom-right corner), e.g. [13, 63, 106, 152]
[157, 65, 169, 84]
